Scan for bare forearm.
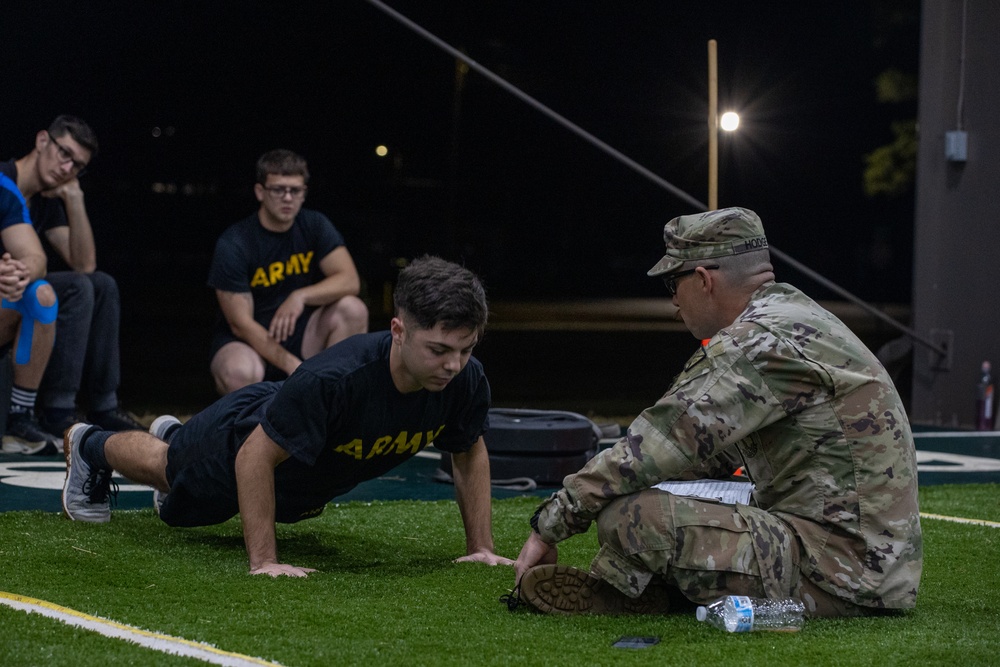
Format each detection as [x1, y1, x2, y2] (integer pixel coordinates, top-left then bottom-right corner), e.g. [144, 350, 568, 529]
[451, 442, 496, 554]
[456, 490, 495, 554]
[61, 192, 97, 272]
[294, 272, 360, 307]
[235, 447, 279, 570]
[232, 320, 301, 374]
[21, 254, 47, 282]
[219, 289, 301, 374]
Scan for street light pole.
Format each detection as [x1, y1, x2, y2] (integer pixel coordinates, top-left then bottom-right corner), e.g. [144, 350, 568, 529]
[708, 39, 718, 211]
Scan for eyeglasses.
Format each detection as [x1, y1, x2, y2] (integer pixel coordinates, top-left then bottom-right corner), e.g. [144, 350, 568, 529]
[662, 264, 719, 297]
[263, 185, 307, 199]
[47, 132, 89, 175]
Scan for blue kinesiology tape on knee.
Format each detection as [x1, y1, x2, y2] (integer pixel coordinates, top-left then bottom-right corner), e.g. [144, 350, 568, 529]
[1, 280, 59, 364]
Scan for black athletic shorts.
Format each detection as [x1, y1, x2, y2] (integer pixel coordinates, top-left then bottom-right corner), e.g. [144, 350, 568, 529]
[208, 306, 317, 381]
[158, 382, 326, 527]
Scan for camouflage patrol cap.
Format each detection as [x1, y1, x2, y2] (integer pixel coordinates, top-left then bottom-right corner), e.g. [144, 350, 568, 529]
[647, 206, 769, 277]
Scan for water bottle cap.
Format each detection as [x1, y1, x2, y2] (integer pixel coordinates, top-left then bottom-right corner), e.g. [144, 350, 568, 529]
[696, 606, 707, 621]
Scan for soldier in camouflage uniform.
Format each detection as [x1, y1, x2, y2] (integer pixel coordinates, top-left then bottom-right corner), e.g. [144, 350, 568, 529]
[513, 207, 922, 617]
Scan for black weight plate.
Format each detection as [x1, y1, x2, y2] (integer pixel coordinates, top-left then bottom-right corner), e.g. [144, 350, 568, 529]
[485, 411, 595, 454]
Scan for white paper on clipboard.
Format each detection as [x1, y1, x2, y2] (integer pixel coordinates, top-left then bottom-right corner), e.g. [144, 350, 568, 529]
[652, 479, 754, 505]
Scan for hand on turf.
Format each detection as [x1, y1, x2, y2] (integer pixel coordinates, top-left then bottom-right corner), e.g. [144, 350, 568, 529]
[513, 531, 558, 583]
[250, 563, 318, 578]
[454, 549, 515, 566]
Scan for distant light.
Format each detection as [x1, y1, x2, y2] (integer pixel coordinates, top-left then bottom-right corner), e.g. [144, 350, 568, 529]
[152, 182, 178, 194]
[151, 126, 162, 138]
[375, 145, 389, 157]
[720, 112, 740, 132]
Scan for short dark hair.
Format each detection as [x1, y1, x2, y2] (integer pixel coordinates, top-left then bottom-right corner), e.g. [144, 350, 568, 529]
[393, 256, 488, 337]
[256, 149, 309, 185]
[48, 115, 98, 156]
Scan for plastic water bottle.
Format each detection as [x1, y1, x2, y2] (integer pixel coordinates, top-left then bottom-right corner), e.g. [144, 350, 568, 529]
[696, 595, 805, 632]
[976, 361, 995, 431]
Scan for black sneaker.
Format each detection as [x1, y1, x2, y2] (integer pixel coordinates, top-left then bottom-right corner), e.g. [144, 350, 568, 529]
[87, 407, 144, 432]
[518, 565, 671, 615]
[40, 408, 79, 439]
[2, 409, 61, 455]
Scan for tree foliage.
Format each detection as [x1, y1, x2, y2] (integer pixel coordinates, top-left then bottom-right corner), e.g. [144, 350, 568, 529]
[863, 4, 920, 200]
[864, 118, 917, 197]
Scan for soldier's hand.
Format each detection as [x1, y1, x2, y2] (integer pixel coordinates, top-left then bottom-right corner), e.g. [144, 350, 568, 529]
[514, 531, 558, 583]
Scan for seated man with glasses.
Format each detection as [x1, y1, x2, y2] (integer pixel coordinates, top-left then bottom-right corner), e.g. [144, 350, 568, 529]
[1, 115, 143, 450]
[208, 149, 368, 394]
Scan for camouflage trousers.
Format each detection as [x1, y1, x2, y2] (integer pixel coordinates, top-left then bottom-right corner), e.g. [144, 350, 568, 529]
[590, 489, 869, 618]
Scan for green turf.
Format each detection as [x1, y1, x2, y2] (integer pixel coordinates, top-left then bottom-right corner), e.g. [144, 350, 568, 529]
[1, 485, 998, 666]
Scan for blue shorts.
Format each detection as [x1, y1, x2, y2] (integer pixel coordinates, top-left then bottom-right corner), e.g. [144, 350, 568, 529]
[158, 382, 326, 527]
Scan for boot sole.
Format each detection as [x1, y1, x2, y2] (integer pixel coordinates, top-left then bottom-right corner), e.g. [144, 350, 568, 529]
[520, 564, 670, 615]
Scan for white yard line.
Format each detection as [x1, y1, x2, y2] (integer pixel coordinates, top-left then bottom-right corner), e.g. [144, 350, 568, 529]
[0, 591, 284, 667]
[919, 512, 1000, 528]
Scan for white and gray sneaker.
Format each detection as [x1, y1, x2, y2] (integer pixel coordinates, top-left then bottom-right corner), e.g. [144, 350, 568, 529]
[62, 423, 115, 523]
[149, 416, 181, 515]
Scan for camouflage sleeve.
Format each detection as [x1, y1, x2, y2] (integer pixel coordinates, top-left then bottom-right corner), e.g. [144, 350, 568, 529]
[533, 331, 788, 543]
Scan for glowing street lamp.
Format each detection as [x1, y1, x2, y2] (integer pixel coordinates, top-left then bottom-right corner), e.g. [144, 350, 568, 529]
[720, 112, 740, 132]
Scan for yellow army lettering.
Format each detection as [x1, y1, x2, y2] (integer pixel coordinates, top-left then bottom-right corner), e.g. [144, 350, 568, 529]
[249, 251, 315, 288]
[332, 426, 447, 460]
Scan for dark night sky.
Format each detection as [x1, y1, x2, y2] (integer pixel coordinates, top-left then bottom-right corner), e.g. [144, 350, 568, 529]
[3, 1, 919, 306]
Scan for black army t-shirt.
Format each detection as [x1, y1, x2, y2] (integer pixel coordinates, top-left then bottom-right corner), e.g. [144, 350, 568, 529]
[207, 209, 345, 330]
[260, 331, 490, 509]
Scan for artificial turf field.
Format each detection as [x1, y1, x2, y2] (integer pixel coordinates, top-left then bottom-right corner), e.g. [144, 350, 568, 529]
[1, 448, 998, 666]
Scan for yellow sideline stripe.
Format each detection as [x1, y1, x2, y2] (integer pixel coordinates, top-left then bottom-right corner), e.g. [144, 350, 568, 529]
[0, 591, 284, 667]
[920, 512, 1000, 528]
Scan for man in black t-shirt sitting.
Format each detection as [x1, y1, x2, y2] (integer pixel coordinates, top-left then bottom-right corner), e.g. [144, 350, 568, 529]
[3, 115, 143, 440]
[207, 149, 368, 395]
[63, 256, 513, 577]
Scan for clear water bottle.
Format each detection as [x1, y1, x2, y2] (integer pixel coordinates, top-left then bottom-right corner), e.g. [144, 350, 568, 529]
[976, 361, 995, 431]
[696, 595, 805, 632]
